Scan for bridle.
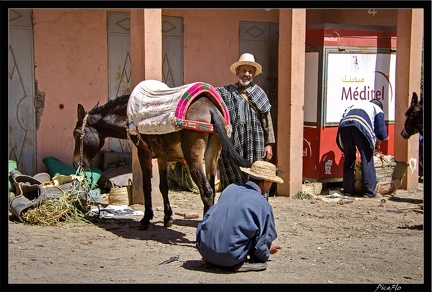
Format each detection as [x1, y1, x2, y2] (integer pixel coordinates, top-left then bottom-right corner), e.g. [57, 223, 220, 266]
[73, 111, 96, 189]
[74, 112, 89, 167]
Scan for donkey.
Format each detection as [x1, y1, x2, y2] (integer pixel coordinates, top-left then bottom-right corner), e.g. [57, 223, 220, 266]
[400, 92, 423, 178]
[73, 81, 251, 230]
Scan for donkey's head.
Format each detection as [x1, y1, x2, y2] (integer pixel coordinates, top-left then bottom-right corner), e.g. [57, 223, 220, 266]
[72, 103, 103, 170]
[401, 92, 423, 139]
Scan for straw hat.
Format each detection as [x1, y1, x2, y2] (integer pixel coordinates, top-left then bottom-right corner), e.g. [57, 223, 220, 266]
[240, 161, 284, 184]
[230, 53, 262, 76]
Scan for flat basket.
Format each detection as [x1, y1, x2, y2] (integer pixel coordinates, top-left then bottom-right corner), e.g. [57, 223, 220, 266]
[302, 180, 323, 195]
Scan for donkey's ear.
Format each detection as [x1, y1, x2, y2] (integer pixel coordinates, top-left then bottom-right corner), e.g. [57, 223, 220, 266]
[411, 92, 419, 106]
[77, 104, 86, 121]
[90, 101, 100, 112]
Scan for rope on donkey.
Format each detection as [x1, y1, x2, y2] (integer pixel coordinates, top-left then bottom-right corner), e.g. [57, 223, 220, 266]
[75, 112, 89, 167]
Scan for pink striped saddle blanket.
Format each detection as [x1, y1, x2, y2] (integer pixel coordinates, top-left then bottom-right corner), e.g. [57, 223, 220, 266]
[127, 80, 230, 135]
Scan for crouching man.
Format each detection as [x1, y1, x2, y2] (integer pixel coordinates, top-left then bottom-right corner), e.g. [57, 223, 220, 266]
[196, 161, 283, 272]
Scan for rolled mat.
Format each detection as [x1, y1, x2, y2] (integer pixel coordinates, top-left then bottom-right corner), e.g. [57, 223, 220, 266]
[43, 156, 102, 189]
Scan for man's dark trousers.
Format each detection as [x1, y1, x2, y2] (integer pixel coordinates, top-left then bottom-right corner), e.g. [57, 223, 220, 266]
[340, 126, 376, 197]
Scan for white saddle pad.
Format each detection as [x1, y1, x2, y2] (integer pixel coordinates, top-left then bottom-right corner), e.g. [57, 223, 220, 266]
[127, 80, 230, 135]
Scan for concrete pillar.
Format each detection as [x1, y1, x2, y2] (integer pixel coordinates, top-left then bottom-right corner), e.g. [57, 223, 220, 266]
[130, 9, 162, 204]
[277, 9, 306, 197]
[394, 9, 423, 190]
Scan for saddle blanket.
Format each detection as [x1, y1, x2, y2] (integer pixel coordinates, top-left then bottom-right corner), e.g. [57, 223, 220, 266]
[127, 80, 230, 135]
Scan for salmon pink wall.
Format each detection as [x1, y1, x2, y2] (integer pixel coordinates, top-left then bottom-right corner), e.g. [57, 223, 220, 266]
[30, 8, 403, 178]
[33, 9, 110, 172]
[163, 9, 279, 87]
[32, 8, 279, 173]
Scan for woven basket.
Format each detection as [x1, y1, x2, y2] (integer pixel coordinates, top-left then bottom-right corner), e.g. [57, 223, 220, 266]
[302, 180, 323, 195]
[108, 179, 132, 206]
[356, 158, 409, 196]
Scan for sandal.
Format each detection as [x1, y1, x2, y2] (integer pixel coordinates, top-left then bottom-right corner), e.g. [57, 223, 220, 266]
[233, 262, 267, 272]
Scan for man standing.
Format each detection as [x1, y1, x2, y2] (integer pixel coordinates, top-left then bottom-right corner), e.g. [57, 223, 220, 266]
[196, 161, 283, 272]
[336, 99, 389, 198]
[216, 53, 276, 191]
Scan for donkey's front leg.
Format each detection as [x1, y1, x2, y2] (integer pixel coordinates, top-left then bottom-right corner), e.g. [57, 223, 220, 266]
[157, 159, 173, 227]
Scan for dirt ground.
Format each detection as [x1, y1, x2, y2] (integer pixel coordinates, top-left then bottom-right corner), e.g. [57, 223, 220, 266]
[6, 182, 428, 290]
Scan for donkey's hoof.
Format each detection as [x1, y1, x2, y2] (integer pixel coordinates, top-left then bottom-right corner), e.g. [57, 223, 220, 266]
[139, 218, 151, 230]
[138, 223, 150, 230]
[164, 217, 173, 228]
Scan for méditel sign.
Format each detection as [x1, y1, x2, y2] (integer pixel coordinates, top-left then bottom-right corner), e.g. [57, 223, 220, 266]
[325, 52, 396, 124]
[303, 25, 396, 181]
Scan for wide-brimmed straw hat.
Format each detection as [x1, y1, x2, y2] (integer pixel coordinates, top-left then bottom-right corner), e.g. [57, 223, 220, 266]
[240, 161, 283, 184]
[230, 53, 262, 76]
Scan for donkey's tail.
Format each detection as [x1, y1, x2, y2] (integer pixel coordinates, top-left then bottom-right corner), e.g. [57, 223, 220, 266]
[211, 107, 251, 169]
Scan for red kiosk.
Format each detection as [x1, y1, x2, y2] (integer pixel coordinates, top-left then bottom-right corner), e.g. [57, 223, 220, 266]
[303, 24, 397, 182]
